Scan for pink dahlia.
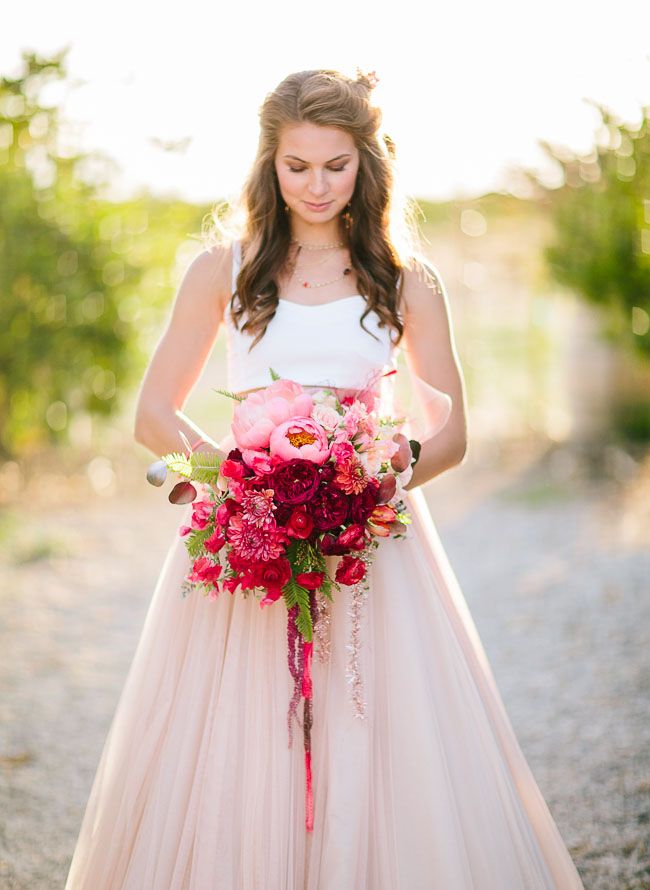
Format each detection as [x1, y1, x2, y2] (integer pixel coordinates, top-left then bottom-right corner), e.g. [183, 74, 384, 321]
[333, 456, 369, 495]
[226, 513, 287, 562]
[241, 488, 276, 528]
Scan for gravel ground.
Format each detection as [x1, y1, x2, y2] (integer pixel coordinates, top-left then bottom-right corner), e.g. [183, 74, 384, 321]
[0, 441, 648, 890]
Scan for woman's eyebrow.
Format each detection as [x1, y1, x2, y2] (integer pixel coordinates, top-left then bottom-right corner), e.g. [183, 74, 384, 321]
[282, 153, 352, 163]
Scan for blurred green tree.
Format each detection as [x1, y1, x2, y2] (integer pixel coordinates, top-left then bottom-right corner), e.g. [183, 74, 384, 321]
[0, 49, 207, 459]
[524, 102, 650, 362]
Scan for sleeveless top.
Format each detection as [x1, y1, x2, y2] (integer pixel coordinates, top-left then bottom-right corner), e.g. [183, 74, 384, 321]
[224, 239, 402, 393]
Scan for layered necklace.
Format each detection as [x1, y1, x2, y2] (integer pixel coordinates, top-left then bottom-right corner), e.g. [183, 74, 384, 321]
[289, 237, 352, 289]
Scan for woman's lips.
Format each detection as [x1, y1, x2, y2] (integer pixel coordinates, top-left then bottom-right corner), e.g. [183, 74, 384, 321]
[304, 200, 333, 211]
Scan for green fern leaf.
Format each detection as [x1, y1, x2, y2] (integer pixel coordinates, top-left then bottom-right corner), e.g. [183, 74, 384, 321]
[188, 451, 223, 484]
[296, 606, 313, 642]
[282, 576, 313, 641]
[163, 452, 193, 477]
[268, 367, 281, 380]
[212, 386, 247, 402]
[186, 527, 213, 558]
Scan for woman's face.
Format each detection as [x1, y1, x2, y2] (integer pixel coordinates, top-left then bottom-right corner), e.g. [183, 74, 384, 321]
[274, 122, 359, 225]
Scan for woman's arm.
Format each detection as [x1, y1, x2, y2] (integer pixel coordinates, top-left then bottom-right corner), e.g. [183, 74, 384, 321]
[133, 243, 232, 459]
[400, 257, 468, 490]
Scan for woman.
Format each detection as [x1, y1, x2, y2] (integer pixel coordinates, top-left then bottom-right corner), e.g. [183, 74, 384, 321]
[65, 68, 585, 889]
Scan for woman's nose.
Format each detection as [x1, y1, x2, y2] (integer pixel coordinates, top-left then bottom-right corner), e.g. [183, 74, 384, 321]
[307, 173, 329, 197]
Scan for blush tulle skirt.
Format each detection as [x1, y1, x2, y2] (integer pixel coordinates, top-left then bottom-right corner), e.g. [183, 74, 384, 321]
[64, 434, 585, 890]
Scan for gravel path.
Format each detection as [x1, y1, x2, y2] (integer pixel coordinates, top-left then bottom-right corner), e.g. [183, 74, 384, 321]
[0, 442, 648, 889]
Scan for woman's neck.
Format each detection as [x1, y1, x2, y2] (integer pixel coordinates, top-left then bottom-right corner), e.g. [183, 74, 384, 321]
[290, 217, 346, 246]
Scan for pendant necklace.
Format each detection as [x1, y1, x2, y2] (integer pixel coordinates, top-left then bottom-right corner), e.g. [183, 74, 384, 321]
[290, 244, 352, 289]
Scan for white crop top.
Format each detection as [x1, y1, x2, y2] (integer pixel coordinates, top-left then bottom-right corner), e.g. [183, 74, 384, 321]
[224, 239, 402, 393]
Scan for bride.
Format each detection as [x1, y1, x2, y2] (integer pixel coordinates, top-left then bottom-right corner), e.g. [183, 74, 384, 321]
[65, 68, 585, 889]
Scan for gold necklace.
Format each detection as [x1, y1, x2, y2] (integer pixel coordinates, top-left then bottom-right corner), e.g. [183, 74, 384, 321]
[290, 247, 352, 288]
[290, 237, 345, 250]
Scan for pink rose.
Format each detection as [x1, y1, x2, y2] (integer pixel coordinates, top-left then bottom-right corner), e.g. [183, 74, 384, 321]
[232, 379, 314, 450]
[269, 417, 330, 464]
[241, 449, 277, 475]
[311, 403, 340, 431]
[189, 499, 214, 530]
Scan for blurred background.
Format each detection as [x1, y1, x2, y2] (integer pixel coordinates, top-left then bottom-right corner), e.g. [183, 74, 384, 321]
[1, 3, 649, 888]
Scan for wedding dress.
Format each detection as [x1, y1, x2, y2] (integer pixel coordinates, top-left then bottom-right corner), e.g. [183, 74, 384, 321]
[64, 240, 585, 889]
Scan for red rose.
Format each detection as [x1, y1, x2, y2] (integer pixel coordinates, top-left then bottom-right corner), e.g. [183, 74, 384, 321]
[227, 550, 249, 572]
[335, 523, 367, 551]
[271, 459, 320, 505]
[295, 571, 325, 590]
[335, 555, 366, 586]
[216, 498, 241, 526]
[223, 577, 240, 595]
[251, 556, 292, 590]
[189, 557, 223, 584]
[349, 477, 380, 523]
[272, 501, 294, 526]
[286, 505, 314, 539]
[319, 462, 336, 483]
[318, 533, 348, 556]
[204, 528, 226, 553]
[220, 458, 246, 480]
[312, 486, 349, 530]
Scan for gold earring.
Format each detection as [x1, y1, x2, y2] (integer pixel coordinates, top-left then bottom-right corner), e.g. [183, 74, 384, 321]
[284, 204, 289, 212]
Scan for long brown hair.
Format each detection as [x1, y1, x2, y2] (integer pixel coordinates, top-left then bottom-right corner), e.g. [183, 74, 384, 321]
[203, 68, 422, 350]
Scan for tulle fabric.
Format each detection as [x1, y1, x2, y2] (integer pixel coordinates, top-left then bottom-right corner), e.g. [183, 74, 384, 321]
[65, 433, 584, 889]
[65, 365, 584, 889]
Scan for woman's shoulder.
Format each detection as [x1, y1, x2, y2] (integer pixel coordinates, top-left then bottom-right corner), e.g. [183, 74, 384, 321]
[398, 251, 447, 316]
[185, 238, 240, 311]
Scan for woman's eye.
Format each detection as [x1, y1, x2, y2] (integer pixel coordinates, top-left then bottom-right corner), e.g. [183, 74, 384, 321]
[287, 166, 347, 173]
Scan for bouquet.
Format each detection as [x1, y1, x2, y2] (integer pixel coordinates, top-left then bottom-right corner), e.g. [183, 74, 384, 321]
[146, 367, 421, 831]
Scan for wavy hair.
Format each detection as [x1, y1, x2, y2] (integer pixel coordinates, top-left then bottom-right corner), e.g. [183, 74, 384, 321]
[203, 68, 423, 350]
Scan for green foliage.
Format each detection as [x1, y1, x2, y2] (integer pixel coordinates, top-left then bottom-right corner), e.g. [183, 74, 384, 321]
[282, 575, 312, 641]
[186, 527, 213, 559]
[0, 49, 213, 459]
[212, 387, 246, 402]
[163, 450, 222, 484]
[525, 102, 650, 361]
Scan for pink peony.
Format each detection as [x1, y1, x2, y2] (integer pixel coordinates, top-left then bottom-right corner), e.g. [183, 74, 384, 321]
[232, 379, 314, 450]
[269, 417, 330, 464]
